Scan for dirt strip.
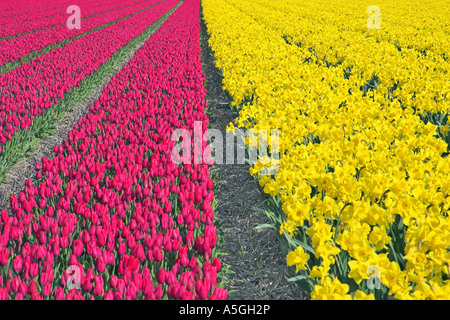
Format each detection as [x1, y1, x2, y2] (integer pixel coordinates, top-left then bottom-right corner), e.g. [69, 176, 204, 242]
[199, 3, 305, 300]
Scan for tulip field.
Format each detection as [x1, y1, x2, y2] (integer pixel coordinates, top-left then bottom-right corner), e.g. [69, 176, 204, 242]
[0, 0, 449, 301]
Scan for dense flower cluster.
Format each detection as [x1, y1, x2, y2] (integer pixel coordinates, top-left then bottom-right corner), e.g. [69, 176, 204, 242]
[0, 0, 120, 39]
[231, 0, 449, 115]
[0, 0, 178, 154]
[0, 0, 161, 66]
[0, 0, 227, 300]
[203, 0, 450, 299]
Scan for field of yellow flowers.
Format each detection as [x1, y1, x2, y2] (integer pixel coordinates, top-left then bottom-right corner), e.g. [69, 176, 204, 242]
[202, 0, 450, 299]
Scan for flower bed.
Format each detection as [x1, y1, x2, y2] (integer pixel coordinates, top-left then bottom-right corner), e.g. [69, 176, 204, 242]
[0, 0, 118, 39]
[202, 0, 450, 300]
[0, 0, 163, 67]
[0, 0, 178, 155]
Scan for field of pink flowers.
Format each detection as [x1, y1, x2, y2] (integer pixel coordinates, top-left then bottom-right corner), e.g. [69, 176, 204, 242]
[0, 0, 228, 300]
[0, 0, 178, 153]
[0, 0, 163, 66]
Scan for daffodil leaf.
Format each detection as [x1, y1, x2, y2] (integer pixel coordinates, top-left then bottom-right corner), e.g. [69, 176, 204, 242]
[254, 223, 275, 230]
[287, 275, 309, 282]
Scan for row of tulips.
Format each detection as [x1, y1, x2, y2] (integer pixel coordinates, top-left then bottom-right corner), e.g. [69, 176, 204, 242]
[0, 0, 227, 300]
[0, 0, 178, 155]
[0, 0, 159, 67]
[0, 0, 115, 39]
[0, 0, 77, 31]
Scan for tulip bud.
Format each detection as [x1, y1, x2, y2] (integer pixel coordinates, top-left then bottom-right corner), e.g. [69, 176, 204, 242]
[154, 285, 163, 299]
[93, 275, 104, 296]
[40, 216, 49, 232]
[96, 258, 106, 273]
[39, 198, 46, 209]
[13, 255, 23, 272]
[42, 283, 52, 297]
[11, 277, 20, 292]
[197, 281, 208, 300]
[110, 275, 118, 289]
[212, 257, 222, 271]
[30, 263, 39, 278]
[168, 284, 177, 299]
[142, 280, 154, 297]
[83, 190, 91, 203]
[156, 268, 165, 284]
[38, 232, 47, 245]
[135, 245, 145, 262]
[104, 290, 114, 300]
[28, 280, 37, 295]
[118, 241, 126, 255]
[127, 282, 138, 300]
[18, 282, 27, 296]
[55, 287, 65, 300]
[153, 247, 163, 262]
[12, 291, 22, 300]
[60, 236, 69, 249]
[176, 214, 184, 226]
[114, 291, 122, 300]
[82, 277, 92, 292]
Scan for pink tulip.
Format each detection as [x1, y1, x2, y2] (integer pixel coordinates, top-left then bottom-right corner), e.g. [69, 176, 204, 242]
[55, 287, 65, 300]
[93, 275, 104, 296]
[95, 258, 106, 273]
[13, 255, 23, 272]
[157, 269, 166, 284]
[104, 290, 114, 300]
[42, 283, 52, 297]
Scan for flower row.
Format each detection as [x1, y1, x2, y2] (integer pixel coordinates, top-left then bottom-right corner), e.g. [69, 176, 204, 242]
[0, 0, 159, 67]
[0, 0, 178, 154]
[229, 0, 449, 115]
[0, 0, 119, 39]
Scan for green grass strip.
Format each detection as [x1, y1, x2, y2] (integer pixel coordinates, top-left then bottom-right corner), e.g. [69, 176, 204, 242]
[0, 0, 183, 183]
[0, 0, 167, 74]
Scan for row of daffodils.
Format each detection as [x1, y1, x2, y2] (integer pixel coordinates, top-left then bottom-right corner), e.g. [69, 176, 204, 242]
[203, 0, 450, 299]
[0, 0, 227, 300]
